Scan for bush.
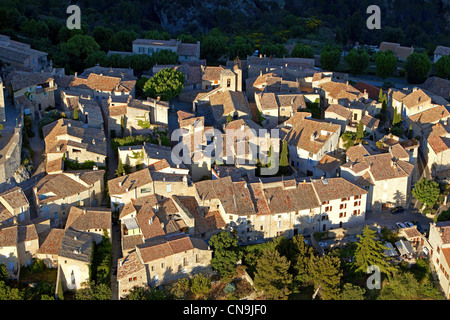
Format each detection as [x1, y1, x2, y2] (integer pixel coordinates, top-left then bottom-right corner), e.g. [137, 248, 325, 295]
[28, 259, 46, 273]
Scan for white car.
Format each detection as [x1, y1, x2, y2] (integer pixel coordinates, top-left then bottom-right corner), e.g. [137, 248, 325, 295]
[404, 221, 414, 227]
[396, 222, 407, 229]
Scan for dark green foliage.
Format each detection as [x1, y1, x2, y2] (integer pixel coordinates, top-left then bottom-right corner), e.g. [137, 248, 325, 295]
[291, 43, 314, 59]
[75, 282, 111, 300]
[64, 160, 96, 171]
[259, 43, 287, 58]
[111, 135, 152, 155]
[320, 45, 342, 71]
[375, 50, 397, 79]
[253, 249, 292, 300]
[209, 231, 242, 279]
[355, 121, 364, 142]
[345, 49, 370, 75]
[279, 140, 289, 175]
[405, 52, 432, 84]
[435, 55, 450, 79]
[124, 286, 167, 300]
[90, 231, 112, 286]
[229, 36, 254, 60]
[200, 28, 227, 63]
[143, 68, 185, 101]
[340, 283, 365, 300]
[152, 49, 179, 65]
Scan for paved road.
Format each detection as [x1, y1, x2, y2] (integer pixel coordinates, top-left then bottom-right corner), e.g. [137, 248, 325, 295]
[365, 206, 433, 233]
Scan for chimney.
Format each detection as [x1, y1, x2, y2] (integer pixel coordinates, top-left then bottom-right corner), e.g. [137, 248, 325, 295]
[157, 96, 160, 101]
[260, 70, 262, 77]
[119, 260, 123, 267]
[92, 139, 95, 145]
[74, 72, 77, 78]
[119, 181, 123, 187]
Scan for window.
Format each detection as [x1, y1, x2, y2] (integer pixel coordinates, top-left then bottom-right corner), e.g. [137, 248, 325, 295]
[353, 209, 361, 215]
[354, 195, 361, 200]
[183, 257, 187, 266]
[166, 184, 172, 193]
[260, 225, 264, 231]
[325, 206, 332, 212]
[340, 204, 347, 209]
[322, 201, 329, 205]
[161, 262, 165, 269]
[277, 221, 282, 228]
[341, 197, 349, 201]
[354, 201, 361, 206]
[339, 212, 347, 218]
[141, 187, 152, 193]
[227, 78, 231, 87]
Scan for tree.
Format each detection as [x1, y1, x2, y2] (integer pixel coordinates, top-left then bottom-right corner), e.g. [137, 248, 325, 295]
[144, 30, 170, 40]
[124, 286, 166, 300]
[190, 273, 211, 299]
[0, 281, 23, 300]
[341, 283, 365, 300]
[291, 43, 314, 59]
[354, 225, 396, 277]
[152, 49, 179, 65]
[178, 33, 197, 44]
[320, 45, 342, 71]
[61, 34, 100, 72]
[109, 29, 138, 52]
[226, 114, 232, 123]
[405, 52, 432, 84]
[167, 277, 190, 300]
[345, 49, 370, 75]
[412, 178, 440, 208]
[291, 235, 315, 283]
[84, 51, 108, 68]
[209, 231, 242, 279]
[124, 54, 154, 75]
[253, 249, 292, 300]
[200, 28, 227, 62]
[309, 253, 342, 300]
[229, 36, 254, 60]
[259, 43, 287, 58]
[75, 282, 111, 300]
[143, 68, 185, 101]
[375, 50, 397, 79]
[435, 55, 450, 79]
[115, 158, 125, 177]
[355, 121, 364, 142]
[279, 140, 289, 175]
[392, 106, 402, 126]
[92, 26, 114, 51]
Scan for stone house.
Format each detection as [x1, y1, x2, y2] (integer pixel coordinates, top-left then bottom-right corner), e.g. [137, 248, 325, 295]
[340, 144, 414, 212]
[0, 187, 30, 225]
[117, 251, 148, 299]
[58, 228, 97, 291]
[428, 221, 450, 299]
[134, 233, 212, 288]
[426, 123, 450, 176]
[132, 39, 201, 62]
[17, 223, 39, 267]
[65, 206, 112, 241]
[35, 228, 65, 268]
[0, 34, 48, 72]
[108, 167, 193, 209]
[101, 95, 169, 138]
[43, 118, 107, 173]
[5, 71, 57, 119]
[279, 112, 341, 177]
[0, 225, 19, 278]
[33, 170, 105, 223]
[434, 46, 450, 63]
[378, 42, 414, 61]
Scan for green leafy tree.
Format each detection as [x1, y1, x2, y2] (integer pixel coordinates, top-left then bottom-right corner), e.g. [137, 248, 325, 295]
[291, 43, 314, 59]
[124, 286, 166, 300]
[107, 54, 127, 68]
[405, 52, 432, 84]
[412, 178, 440, 208]
[226, 114, 232, 123]
[345, 49, 370, 75]
[167, 277, 190, 300]
[61, 34, 100, 72]
[0, 281, 23, 300]
[354, 225, 396, 277]
[320, 45, 342, 71]
[209, 231, 242, 279]
[92, 26, 114, 52]
[0, 264, 7, 282]
[340, 283, 365, 300]
[190, 273, 211, 299]
[144, 30, 170, 40]
[178, 33, 197, 44]
[435, 55, 450, 79]
[200, 28, 227, 62]
[143, 68, 185, 101]
[253, 249, 292, 300]
[124, 54, 154, 75]
[152, 49, 179, 65]
[109, 29, 138, 52]
[85, 51, 108, 68]
[309, 253, 342, 300]
[375, 50, 397, 79]
[229, 36, 254, 59]
[259, 43, 287, 58]
[75, 282, 111, 300]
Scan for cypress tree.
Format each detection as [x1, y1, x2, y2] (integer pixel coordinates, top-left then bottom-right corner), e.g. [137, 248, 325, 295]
[356, 121, 364, 142]
[253, 249, 293, 300]
[309, 253, 342, 300]
[354, 225, 396, 276]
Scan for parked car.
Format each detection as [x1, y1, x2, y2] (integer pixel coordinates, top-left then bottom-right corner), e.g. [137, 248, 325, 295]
[404, 221, 414, 227]
[391, 206, 404, 214]
[396, 222, 407, 229]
